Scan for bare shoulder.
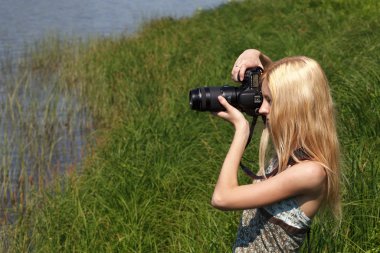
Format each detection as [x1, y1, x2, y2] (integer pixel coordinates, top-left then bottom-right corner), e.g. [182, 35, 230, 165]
[287, 161, 327, 192]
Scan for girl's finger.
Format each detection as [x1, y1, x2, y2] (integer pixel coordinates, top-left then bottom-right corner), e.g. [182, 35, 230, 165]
[218, 96, 231, 111]
[239, 65, 247, 82]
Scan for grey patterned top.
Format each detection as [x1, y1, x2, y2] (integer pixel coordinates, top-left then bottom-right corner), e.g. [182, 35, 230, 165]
[233, 159, 312, 253]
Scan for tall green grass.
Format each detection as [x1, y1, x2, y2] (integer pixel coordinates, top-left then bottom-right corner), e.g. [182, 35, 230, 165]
[0, 35, 94, 232]
[5, 0, 380, 252]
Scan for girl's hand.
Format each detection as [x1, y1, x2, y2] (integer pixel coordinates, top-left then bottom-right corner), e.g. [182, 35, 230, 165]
[213, 96, 249, 130]
[231, 49, 263, 82]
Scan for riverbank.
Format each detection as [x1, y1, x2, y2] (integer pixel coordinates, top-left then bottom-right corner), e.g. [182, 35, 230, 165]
[5, 0, 380, 252]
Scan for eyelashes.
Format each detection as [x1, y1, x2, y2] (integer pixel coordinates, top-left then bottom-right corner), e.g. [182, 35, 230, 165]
[264, 95, 272, 104]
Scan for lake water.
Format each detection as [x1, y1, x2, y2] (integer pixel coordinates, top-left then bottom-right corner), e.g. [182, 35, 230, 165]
[0, 0, 229, 57]
[0, 0, 230, 223]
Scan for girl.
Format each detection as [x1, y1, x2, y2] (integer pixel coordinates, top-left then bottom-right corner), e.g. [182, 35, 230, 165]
[211, 49, 340, 252]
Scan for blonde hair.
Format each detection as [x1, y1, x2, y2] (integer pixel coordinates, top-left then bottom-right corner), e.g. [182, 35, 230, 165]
[259, 56, 341, 218]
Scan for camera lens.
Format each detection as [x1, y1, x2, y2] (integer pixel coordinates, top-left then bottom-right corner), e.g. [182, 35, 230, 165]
[189, 87, 211, 111]
[189, 88, 202, 110]
[189, 86, 237, 112]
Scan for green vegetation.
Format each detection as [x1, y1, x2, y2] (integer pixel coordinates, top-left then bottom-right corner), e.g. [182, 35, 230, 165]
[0, 35, 93, 230]
[3, 0, 380, 252]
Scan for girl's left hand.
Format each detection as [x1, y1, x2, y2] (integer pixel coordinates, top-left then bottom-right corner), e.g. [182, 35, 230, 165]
[213, 96, 248, 130]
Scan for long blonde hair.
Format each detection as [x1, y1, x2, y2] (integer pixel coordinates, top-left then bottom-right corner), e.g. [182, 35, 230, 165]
[259, 56, 341, 217]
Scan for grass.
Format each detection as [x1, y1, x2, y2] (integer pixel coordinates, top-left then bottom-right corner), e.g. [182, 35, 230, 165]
[3, 0, 380, 252]
[0, 36, 94, 227]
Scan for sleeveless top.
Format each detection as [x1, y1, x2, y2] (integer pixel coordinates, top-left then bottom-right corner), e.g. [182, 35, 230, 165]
[233, 158, 312, 253]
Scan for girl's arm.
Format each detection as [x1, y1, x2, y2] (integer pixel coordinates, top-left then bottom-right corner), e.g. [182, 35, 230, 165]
[211, 96, 326, 211]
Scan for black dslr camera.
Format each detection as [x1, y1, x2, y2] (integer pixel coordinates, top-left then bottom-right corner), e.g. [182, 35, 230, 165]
[188, 67, 263, 116]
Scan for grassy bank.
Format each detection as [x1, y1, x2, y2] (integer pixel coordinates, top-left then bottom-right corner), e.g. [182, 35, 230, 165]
[6, 0, 380, 252]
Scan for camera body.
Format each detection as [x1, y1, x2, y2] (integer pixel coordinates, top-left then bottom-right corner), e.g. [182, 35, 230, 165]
[189, 67, 263, 116]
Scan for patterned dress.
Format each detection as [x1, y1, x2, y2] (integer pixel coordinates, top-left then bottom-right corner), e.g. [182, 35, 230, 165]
[233, 159, 312, 253]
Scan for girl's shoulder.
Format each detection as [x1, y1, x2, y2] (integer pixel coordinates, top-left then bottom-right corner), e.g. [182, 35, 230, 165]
[285, 161, 327, 192]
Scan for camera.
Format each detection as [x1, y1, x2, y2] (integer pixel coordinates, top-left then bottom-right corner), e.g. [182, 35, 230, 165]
[188, 67, 263, 116]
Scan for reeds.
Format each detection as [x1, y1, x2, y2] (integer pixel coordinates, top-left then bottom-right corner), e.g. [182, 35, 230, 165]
[0, 36, 94, 228]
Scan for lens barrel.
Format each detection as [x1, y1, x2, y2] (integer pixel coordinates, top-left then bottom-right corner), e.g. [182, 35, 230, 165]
[189, 86, 237, 112]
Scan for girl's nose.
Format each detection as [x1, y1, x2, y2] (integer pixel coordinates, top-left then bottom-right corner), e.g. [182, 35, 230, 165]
[259, 100, 269, 115]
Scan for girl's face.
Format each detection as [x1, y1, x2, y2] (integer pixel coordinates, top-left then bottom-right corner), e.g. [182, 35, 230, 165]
[258, 79, 272, 120]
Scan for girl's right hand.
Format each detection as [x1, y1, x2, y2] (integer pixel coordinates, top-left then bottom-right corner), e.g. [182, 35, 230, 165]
[213, 96, 249, 131]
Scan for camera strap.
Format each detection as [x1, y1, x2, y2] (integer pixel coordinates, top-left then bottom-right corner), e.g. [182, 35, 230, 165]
[239, 115, 266, 180]
[240, 116, 309, 179]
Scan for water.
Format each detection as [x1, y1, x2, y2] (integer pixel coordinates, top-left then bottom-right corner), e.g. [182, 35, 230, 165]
[0, 0, 229, 57]
[0, 0, 230, 224]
